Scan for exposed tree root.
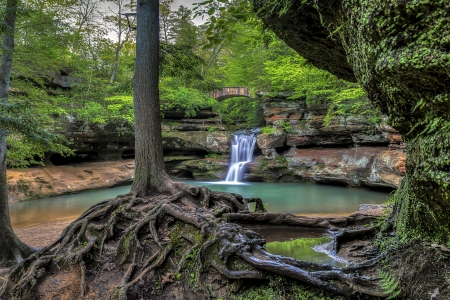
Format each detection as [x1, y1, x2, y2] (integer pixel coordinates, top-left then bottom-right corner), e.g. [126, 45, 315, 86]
[332, 226, 379, 254]
[0, 184, 390, 299]
[226, 210, 381, 228]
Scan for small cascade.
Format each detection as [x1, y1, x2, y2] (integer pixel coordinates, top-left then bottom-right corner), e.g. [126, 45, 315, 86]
[225, 133, 257, 182]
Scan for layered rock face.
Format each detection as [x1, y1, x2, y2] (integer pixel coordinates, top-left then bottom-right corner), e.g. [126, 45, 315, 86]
[254, 0, 450, 244]
[8, 95, 406, 202]
[52, 109, 228, 164]
[8, 109, 230, 202]
[247, 95, 405, 188]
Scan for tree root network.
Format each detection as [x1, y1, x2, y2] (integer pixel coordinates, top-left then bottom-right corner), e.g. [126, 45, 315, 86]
[0, 182, 391, 299]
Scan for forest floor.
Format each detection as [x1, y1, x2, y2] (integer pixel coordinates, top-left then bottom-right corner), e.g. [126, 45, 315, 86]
[2, 205, 449, 299]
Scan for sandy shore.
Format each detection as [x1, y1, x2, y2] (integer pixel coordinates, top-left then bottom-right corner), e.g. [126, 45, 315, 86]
[14, 219, 74, 248]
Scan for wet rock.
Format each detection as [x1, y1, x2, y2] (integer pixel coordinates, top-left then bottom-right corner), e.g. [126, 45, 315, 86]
[246, 147, 405, 188]
[164, 131, 230, 154]
[257, 132, 286, 149]
[358, 204, 387, 211]
[178, 159, 228, 181]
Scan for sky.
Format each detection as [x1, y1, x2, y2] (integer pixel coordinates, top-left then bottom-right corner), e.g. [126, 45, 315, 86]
[102, 0, 204, 38]
[101, 0, 200, 14]
[172, 0, 198, 10]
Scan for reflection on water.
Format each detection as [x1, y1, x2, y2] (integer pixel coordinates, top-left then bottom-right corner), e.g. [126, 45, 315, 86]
[248, 225, 345, 267]
[10, 181, 388, 229]
[11, 186, 131, 228]
[192, 181, 388, 214]
[265, 237, 345, 268]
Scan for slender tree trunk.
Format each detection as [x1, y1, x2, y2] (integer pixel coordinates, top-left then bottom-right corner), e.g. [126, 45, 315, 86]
[131, 0, 173, 196]
[0, 0, 36, 267]
[110, 0, 123, 84]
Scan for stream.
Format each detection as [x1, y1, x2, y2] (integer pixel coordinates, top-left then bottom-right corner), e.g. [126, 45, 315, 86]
[10, 181, 388, 266]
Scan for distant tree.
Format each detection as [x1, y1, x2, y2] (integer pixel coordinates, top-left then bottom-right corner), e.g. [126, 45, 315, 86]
[171, 5, 197, 48]
[159, 0, 174, 44]
[104, 0, 136, 83]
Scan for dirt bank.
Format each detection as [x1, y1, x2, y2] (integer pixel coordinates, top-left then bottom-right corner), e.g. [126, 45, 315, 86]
[7, 160, 135, 203]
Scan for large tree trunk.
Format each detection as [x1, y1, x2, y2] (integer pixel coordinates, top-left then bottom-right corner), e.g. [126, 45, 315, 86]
[131, 0, 173, 196]
[0, 0, 36, 267]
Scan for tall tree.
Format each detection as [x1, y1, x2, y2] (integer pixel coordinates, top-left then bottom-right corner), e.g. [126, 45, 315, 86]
[0, 0, 36, 267]
[105, 0, 135, 84]
[171, 5, 197, 48]
[159, 0, 174, 44]
[131, 0, 173, 196]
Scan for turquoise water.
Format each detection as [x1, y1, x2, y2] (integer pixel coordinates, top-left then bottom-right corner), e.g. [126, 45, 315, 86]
[10, 181, 388, 228]
[247, 226, 345, 267]
[265, 237, 345, 267]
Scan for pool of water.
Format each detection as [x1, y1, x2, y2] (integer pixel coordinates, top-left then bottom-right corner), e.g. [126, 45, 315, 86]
[10, 181, 388, 229]
[247, 226, 345, 267]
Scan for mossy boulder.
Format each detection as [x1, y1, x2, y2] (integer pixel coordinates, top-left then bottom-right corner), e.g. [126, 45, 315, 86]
[255, 0, 450, 245]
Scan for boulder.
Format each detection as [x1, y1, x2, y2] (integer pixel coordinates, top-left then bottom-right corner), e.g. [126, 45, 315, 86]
[254, 0, 450, 243]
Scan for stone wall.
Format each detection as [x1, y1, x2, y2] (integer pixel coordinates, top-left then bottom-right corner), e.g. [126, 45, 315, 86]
[248, 95, 406, 187]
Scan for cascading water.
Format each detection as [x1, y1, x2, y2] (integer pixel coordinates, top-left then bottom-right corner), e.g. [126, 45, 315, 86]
[224, 133, 257, 182]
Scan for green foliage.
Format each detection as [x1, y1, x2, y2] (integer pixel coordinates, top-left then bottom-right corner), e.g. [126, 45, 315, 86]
[161, 85, 217, 118]
[276, 155, 287, 166]
[260, 126, 280, 135]
[213, 97, 264, 128]
[205, 153, 222, 160]
[278, 120, 292, 132]
[378, 270, 402, 299]
[323, 87, 381, 127]
[0, 100, 73, 168]
[231, 274, 339, 300]
[258, 158, 268, 171]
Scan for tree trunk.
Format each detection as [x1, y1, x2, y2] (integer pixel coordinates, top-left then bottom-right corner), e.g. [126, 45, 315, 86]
[110, 0, 123, 84]
[131, 0, 173, 196]
[0, 0, 36, 267]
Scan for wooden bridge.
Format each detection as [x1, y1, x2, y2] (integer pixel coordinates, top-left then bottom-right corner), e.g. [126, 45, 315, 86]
[208, 87, 250, 101]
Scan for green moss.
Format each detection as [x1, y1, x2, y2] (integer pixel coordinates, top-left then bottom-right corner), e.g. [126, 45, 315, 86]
[261, 126, 281, 135]
[259, 158, 268, 171]
[258, 0, 450, 247]
[276, 155, 287, 166]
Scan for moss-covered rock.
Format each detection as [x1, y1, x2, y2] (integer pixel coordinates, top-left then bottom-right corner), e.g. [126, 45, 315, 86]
[255, 0, 450, 246]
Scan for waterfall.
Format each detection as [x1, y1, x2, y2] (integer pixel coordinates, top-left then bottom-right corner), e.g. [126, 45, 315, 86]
[225, 133, 257, 182]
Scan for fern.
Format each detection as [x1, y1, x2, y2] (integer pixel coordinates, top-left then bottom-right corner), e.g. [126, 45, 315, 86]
[378, 270, 402, 299]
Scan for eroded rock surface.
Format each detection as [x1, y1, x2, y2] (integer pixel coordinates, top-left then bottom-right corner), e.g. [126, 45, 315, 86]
[246, 147, 405, 188]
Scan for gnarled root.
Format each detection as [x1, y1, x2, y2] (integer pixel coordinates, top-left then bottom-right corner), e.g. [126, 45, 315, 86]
[1, 184, 387, 299]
